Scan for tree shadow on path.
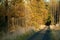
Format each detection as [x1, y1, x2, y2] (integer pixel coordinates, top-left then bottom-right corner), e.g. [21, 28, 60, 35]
[42, 29, 52, 40]
[27, 27, 53, 40]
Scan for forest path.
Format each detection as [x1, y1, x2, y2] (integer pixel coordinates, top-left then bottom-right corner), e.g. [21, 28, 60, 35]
[27, 25, 60, 40]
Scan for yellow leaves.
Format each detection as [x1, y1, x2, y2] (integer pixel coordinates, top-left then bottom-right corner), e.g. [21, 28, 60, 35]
[19, 13, 25, 17]
[14, 1, 25, 17]
[32, 21, 39, 28]
[15, 4, 24, 12]
[21, 0, 49, 26]
[30, 0, 37, 6]
[30, 13, 35, 18]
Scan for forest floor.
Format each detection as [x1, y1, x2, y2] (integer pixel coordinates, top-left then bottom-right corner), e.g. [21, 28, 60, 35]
[0, 24, 60, 40]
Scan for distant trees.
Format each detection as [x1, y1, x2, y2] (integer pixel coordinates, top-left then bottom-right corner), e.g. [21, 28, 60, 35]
[50, 0, 60, 24]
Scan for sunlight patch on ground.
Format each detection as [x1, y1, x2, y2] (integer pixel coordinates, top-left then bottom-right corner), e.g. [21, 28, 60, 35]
[50, 24, 60, 30]
[33, 25, 47, 31]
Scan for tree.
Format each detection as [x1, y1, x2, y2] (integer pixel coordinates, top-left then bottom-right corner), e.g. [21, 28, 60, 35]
[23, 0, 49, 28]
